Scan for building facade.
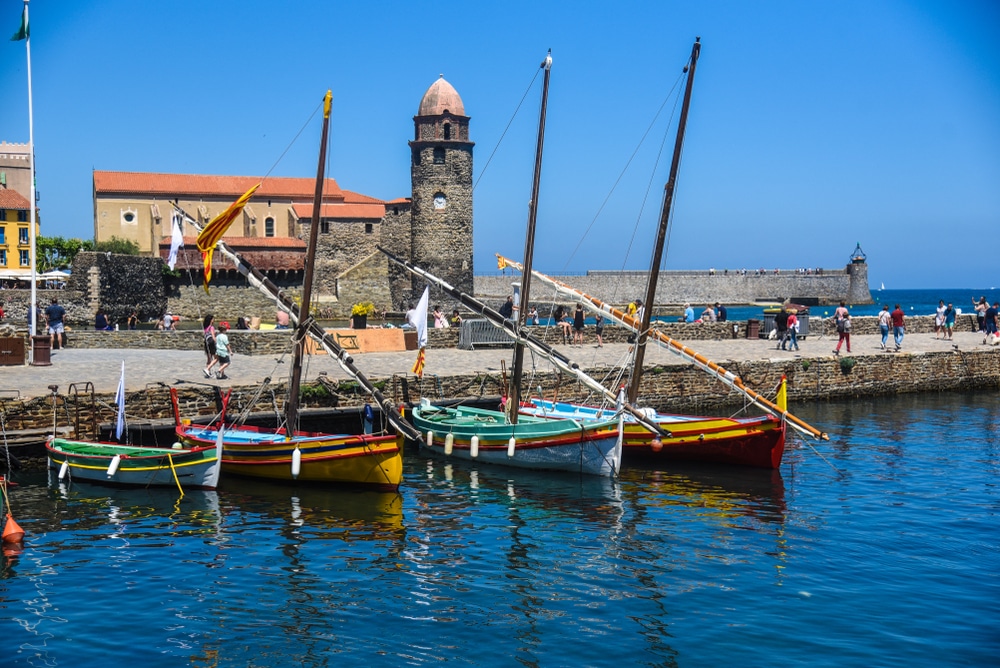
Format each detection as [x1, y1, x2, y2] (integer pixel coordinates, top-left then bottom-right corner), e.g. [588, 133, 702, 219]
[0, 188, 40, 279]
[91, 75, 476, 315]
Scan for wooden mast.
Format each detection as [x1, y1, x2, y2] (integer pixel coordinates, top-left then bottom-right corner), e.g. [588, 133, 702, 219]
[509, 50, 553, 423]
[285, 90, 332, 435]
[627, 38, 700, 405]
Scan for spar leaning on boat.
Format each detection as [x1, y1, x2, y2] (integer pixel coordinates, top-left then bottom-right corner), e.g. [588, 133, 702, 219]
[171, 90, 418, 491]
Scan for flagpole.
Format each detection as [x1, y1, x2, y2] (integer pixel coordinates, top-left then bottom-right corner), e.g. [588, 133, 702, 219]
[22, 0, 37, 360]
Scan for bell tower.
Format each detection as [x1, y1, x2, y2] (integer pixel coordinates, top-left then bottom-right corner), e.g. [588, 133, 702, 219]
[408, 75, 474, 302]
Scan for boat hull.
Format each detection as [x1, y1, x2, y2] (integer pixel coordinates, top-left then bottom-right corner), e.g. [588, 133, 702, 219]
[521, 400, 786, 469]
[46, 437, 222, 490]
[175, 425, 403, 491]
[410, 404, 622, 477]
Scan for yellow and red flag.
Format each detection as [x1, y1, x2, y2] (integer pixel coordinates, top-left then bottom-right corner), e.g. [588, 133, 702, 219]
[411, 347, 426, 378]
[196, 182, 260, 293]
[496, 254, 507, 270]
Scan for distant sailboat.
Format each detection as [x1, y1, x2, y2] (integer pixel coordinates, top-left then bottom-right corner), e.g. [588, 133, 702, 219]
[880, 282, 885, 291]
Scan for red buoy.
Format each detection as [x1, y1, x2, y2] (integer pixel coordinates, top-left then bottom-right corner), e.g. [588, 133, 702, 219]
[2, 514, 24, 544]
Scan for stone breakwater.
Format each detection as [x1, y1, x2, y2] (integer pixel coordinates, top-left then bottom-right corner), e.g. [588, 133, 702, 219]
[475, 262, 872, 307]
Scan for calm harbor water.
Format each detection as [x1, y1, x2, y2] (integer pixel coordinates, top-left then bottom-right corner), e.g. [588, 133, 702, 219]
[1, 392, 997, 667]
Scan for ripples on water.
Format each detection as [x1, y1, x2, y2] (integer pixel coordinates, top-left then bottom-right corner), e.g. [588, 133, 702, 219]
[1, 393, 997, 667]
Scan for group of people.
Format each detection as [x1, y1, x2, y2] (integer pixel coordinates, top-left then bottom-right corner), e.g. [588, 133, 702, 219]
[202, 314, 232, 380]
[773, 307, 802, 351]
[972, 297, 1000, 340]
[551, 303, 603, 347]
[933, 300, 958, 341]
[679, 302, 726, 323]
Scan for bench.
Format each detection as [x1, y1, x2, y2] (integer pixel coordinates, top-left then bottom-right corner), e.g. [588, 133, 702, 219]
[457, 319, 514, 350]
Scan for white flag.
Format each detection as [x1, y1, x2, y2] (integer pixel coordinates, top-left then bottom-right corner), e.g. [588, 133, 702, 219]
[167, 212, 184, 270]
[115, 361, 126, 440]
[414, 286, 429, 348]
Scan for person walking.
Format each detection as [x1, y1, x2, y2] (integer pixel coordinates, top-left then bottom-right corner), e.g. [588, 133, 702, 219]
[973, 297, 988, 332]
[45, 298, 67, 350]
[985, 302, 999, 337]
[877, 304, 891, 350]
[833, 303, 851, 354]
[215, 322, 232, 380]
[891, 304, 906, 351]
[934, 300, 946, 339]
[573, 303, 585, 346]
[203, 314, 219, 378]
[944, 303, 956, 341]
[594, 313, 605, 348]
[775, 306, 790, 350]
[786, 311, 800, 351]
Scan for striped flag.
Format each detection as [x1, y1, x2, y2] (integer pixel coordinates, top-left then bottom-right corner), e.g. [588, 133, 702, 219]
[114, 361, 126, 440]
[196, 182, 260, 293]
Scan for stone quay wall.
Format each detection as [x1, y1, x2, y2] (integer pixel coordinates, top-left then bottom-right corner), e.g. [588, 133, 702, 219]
[475, 264, 871, 308]
[3, 342, 997, 447]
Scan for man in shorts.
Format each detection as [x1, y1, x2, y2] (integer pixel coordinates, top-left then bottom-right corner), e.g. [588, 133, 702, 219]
[45, 298, 67, 349]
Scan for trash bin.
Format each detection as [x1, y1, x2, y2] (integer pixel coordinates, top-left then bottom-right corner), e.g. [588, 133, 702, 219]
[761, 314, 777, 338]
[0, 336, 25, 366]
[746, 319, 760, 339]
[31, 334, 52, 366]
[796, 314, 810, 339]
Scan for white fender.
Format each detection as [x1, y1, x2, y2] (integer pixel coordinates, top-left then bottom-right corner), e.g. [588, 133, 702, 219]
[444, 433, 454, 456]
[106, 454, 121, 477]
[58, 460, 69, 479]
[470, 435, 479, 458]
[291, 447, 302, 479]
[507, 437, 516, 458]
[426, 431, 434, 447]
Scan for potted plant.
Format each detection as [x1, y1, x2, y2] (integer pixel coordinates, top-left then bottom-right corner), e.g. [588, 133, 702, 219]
[350, 302, 375, 329]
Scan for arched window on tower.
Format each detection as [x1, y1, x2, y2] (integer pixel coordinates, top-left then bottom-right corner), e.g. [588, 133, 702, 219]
[443, 123, 451, 140]
[265, 216, 275, 237]
[433, 147, 445, 164]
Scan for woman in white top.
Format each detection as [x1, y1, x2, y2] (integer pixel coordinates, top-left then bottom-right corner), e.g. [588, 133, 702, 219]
[934, 300, 946, 339]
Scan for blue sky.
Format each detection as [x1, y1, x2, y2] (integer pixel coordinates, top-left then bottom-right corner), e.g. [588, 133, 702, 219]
[2, 0, 998, 289]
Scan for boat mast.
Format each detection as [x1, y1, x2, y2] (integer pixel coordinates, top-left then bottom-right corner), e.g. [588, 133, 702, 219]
[509, 50, 553, 423]
[627, 37, 700, 405]
[285, 90, 332, 436]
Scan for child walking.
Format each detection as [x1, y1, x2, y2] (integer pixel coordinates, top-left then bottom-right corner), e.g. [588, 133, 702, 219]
[215, 322, 232, 380]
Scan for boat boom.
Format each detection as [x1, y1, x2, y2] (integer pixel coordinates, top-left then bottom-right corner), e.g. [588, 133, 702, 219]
[172, 208, 420, 442]
[377, 246, 669, 437]
[495, 254, 829, 441]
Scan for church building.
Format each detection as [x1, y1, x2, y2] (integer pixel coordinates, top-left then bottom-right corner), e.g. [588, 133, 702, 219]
[91, 75, 475, 316]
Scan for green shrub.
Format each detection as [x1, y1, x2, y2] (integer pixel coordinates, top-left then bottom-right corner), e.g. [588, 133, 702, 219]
[839, 357, 856, 372]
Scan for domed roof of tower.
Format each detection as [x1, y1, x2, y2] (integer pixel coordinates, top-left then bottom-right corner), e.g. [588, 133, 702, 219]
[418, 75, 465, 116]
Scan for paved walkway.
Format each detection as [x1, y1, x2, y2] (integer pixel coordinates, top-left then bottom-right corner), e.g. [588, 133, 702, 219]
[2, 330, 990, 400]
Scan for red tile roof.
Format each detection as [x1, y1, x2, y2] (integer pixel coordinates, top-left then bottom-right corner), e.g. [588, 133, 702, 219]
[0, 189, 31, 208]
[93, 171, 347, 201]
[292, 202, 386, 219]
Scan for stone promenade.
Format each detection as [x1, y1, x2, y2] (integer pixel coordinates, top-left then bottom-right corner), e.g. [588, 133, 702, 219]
[3, 330, 993, 401]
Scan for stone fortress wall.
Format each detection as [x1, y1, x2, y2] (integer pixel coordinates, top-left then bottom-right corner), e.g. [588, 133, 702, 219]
[475, 261, 871, 309]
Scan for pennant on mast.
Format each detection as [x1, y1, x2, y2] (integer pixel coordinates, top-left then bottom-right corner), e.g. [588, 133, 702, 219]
[10, 5, 28, 41]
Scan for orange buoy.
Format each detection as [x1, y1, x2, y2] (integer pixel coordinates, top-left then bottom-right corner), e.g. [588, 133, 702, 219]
[3, 514, 24, 544]
[650, 437, 663, 453]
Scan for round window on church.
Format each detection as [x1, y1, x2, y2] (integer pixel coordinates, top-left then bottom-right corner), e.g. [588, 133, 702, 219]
[123, 212, 135, 222]
[433, 193, 447, 210]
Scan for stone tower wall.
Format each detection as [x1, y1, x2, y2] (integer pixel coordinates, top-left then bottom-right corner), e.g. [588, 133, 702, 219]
[409, 111, 474, 307]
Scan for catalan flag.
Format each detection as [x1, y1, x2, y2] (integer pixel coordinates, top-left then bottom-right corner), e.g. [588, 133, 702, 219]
[496, 254, 507, 270]
[411, 347, 426, 378]
[196, 182, 260, 293]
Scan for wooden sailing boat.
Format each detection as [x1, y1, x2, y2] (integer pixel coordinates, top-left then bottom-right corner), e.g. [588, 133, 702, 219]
[394, 53, 623, 478]
[511, 39, 827, 468]
[173, 91, 413, 491]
